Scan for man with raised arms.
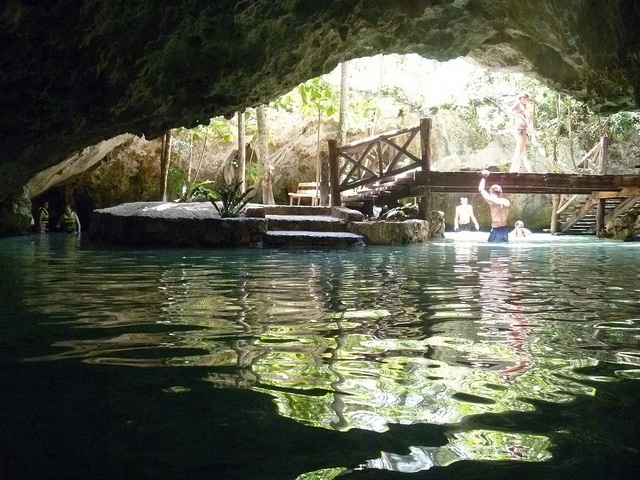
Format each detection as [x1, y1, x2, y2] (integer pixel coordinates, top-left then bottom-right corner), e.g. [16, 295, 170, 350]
[479, 170, 510, 243]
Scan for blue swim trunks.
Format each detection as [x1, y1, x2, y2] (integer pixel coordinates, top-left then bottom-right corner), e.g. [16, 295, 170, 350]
[488, 225, 509, 243]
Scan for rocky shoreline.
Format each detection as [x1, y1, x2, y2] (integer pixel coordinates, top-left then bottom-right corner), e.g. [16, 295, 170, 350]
[89, 202, 432, 247]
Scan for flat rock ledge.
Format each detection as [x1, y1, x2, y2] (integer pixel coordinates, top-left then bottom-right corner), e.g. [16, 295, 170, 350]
[90, 202, 267, 247]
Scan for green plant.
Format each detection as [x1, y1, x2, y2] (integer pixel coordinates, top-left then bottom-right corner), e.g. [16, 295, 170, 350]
[178, 179, 213, 203]
[381, 202, 420, 221]
[208, 180, 254, 217]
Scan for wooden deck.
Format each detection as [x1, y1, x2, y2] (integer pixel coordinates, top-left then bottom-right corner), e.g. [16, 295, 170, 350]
[327, 119, 640, 235]
[342, 170, 640, 204]
[416, 171, 640, 194]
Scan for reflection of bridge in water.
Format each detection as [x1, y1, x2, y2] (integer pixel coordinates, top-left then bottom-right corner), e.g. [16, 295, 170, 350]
[322, 119, 640, 234]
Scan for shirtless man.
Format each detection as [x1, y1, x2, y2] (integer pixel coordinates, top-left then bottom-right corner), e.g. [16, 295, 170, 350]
[454, 197, 479, 231]
[509, 93, 534, 173]
[479, 170, 510, 242]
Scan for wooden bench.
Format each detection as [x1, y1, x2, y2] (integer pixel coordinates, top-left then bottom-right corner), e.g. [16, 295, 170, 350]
[288, 182, 319, 206]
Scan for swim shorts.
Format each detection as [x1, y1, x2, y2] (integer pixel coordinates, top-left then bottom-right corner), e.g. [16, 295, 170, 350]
[488, 226, 509, 243]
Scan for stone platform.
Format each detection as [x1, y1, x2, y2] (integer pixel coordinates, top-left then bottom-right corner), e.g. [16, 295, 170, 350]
[89, 202, 267, 247]
[89, 202, 430, 247]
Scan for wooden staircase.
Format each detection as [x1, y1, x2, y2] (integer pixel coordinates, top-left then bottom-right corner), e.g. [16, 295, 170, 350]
[559, 195, 640, 234]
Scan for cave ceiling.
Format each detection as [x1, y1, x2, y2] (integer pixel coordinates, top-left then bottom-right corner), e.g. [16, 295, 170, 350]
[1, 0, 639, 201]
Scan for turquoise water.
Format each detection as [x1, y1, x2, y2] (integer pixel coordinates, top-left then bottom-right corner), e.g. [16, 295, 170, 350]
[1, 232, 640, 479]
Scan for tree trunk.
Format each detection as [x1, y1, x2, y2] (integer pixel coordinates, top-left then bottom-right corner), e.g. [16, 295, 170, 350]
[187, 135, 193, 182]
[568, 100, 574, 167]
[237, 110, 246, 193]
[256, 105, 274, 204]
[315, 109, 322, 204]
[338, 61, 349, 145]
[554, 92, 560, 164]
[160, 130, 172, 202]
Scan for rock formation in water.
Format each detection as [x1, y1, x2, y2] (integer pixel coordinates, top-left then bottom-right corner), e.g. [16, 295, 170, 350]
[1, 0, 640, 233]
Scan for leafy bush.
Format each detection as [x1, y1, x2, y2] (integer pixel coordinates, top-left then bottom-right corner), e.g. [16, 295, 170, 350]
[177, 180, 213, 203]
[380, 203, 421, 221]
[208, 180, 254, 217]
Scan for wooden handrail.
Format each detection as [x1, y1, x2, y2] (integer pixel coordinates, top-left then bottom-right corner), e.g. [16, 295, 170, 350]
[330, 122, 427, 194]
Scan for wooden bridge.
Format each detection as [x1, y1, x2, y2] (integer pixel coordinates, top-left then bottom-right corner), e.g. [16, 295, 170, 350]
[319, 118, 640, 234]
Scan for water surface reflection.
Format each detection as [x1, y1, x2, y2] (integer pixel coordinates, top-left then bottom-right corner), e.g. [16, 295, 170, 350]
[1, 233, 640, 479]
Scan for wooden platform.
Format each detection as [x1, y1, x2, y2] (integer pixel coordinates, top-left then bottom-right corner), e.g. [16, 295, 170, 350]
[416, 171, 640, 194]
[353, 171, 639, 197]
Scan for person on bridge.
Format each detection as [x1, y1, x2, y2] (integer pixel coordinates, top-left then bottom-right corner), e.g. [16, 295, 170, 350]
[479, 170, 511, 242]
[453, 197, 479, 232]
[509, 92, 534, 173]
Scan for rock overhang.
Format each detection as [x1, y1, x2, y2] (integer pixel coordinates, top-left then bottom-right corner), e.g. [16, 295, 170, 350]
[1, 0, 639, 202]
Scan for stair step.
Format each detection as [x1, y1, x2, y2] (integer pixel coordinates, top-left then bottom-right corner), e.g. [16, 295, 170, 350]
[263, 205, 331, 216]
[263, 231, 365, 247]
[267, 215, 347, 232]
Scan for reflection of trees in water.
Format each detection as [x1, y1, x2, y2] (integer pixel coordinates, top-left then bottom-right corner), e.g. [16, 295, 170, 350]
[15, 240, 640, 462]
[362, 430, 552, 474]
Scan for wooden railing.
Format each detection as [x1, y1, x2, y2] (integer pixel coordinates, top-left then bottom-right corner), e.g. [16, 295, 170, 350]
[327, 118, 432, 206]
[555, 136, 610, 233]
[575, 136, 611, 174]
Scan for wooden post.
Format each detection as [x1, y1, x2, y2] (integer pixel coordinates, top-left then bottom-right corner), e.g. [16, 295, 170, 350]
[551, 194, 559, 234]
[319, 150, 330, 206]
[420, 118, 432, 172]
[419, 118, 432, 220]
[237, 110, 246, 192]
[328, 139, 341, 207]
[418, 190, 431, 221]
[596, 197, 606, 235]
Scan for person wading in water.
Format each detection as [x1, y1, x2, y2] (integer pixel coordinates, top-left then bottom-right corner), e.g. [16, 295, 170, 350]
[37, 201, 49, 233]
[479, 170, 510, 243]
[454, 196, 479, 232]
[56, 204, 81, 235]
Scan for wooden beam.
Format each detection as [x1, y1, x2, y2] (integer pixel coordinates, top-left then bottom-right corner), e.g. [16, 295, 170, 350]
[339, 125, 418, 150]
[414, 171, 640, 194]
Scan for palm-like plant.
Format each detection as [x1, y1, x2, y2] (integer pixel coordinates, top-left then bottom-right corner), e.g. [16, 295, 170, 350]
[178, 180, 213, 203]
[209, 180, 254, 217]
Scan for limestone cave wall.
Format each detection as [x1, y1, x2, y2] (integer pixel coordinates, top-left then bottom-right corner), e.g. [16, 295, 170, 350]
[1, 0, 640, 233]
